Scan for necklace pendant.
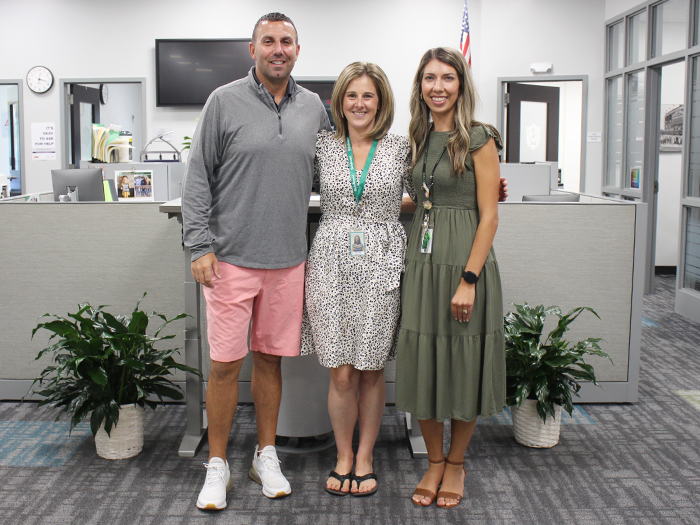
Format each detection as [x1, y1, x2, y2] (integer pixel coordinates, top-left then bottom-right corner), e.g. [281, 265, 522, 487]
[423, 201, 433, 210]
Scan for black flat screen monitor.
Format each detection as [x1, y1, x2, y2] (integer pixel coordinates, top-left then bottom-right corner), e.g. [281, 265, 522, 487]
[51, 169, 105, 202]
[156, 39, 254, 106]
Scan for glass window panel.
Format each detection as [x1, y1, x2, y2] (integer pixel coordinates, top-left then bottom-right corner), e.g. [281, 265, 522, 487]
[606, 77, 624, 187]
[652, 0, 689, 58]
[79, 103, 94, 161]
[628, 10, 648, 65]
[79, 103, 94, 162]
[625, 72, 645, 189]
[689, 56, 700, 197]
[608, 22, 625, 71]
[694, 0, 700, 46]
[684, 207, 700, 291]
[519, 101, 548, 162]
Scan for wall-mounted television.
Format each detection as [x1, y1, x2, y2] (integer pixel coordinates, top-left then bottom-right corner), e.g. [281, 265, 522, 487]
[155, 39, 254, 106]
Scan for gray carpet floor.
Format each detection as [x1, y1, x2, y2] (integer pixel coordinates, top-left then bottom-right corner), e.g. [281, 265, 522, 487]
[1, 275, 699, 524]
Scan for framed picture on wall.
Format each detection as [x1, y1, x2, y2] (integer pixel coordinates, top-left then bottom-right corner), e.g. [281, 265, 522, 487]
[630, 167, 641, 189]
[660, 104, 683, 152]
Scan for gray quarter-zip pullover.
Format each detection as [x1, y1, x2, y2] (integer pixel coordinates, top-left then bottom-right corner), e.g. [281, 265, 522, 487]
[182, 67, 331, 269]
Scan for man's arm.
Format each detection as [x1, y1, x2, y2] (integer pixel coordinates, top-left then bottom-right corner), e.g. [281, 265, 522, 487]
[182, 93, 223, 288]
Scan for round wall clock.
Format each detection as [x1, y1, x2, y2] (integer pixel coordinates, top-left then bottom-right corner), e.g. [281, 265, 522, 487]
[100, 83, 109, 104]
[27, 66, 54, 93]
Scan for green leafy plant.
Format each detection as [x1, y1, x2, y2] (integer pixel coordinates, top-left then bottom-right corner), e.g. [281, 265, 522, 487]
[504, 303, 611, 423]
[182, 118, 198, 151]
[27, 294, 201, 437]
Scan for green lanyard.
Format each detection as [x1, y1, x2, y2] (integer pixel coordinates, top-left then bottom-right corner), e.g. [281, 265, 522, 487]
[346, 136, 379, 210]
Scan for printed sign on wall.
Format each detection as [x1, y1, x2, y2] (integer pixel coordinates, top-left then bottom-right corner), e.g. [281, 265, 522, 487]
[31, 122, 56, 160]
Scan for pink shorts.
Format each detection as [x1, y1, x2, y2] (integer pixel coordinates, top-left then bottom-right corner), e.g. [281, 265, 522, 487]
[203, 261, 305, 362]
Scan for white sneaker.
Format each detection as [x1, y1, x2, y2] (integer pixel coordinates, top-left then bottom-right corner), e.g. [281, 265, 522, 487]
[196, 457, 234, 510]
[249, 445, 292, 498]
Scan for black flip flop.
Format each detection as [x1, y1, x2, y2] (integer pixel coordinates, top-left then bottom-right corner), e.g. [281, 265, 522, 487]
[351, 472, 378, 497]
[324, 470, 352, 496]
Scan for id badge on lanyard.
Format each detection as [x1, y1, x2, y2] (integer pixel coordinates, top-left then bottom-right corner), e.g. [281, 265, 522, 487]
[420, 207, 434, 254]
[420, 225, 434, 254]
[349, 231, 366, 256]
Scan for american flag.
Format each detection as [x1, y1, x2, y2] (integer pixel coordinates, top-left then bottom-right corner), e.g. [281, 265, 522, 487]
[460, 0, 471, 67]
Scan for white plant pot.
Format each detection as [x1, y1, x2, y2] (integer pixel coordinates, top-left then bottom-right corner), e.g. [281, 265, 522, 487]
[94, 403, 144, 459]
[510, 399, 562, 448]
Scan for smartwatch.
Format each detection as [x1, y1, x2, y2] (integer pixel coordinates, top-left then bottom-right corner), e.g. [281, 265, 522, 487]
[461, 270, 479, 284]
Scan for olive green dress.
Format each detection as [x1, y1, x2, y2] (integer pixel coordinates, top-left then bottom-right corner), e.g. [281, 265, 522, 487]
[395, 125, 506, 422]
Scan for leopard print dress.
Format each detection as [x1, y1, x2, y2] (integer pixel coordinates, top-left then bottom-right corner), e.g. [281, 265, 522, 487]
[301, 131, 416, 370]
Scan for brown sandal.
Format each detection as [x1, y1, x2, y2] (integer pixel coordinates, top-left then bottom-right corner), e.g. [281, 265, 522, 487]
[412, 458, 445, 506]
[436, 458, 465, 509]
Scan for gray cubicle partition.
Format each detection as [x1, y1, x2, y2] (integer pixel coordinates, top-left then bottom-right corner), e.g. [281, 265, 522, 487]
[0, 201, 186, 401]
[499, 162, 558, 202]
[0, 196, 645, 453]
[496, 198, 645, 403]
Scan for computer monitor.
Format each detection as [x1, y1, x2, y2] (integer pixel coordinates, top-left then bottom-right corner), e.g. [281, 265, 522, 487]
[522, 193, 580, 202]
[51, 169, 105, 202]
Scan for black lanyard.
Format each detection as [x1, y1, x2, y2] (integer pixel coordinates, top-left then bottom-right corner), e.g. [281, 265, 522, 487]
[421, 135, 447, 210]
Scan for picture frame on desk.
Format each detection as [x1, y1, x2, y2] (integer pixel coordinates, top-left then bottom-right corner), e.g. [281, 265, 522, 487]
[115, 170, 154, 201]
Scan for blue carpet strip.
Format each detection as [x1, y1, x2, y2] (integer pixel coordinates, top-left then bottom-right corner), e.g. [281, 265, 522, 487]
[0, 421, 90, 467]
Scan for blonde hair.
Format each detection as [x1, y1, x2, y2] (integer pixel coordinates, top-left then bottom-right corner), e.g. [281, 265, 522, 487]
[331, 62, 395, 141]
[409, 47, 483, 176]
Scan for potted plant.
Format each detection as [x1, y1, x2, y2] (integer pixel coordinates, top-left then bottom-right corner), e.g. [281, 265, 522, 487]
[27, 294, 201, 459]
[504, 303, 611, 448]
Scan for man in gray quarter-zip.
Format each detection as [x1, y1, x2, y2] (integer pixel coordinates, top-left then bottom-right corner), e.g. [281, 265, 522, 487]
[182, 12, 331, 511]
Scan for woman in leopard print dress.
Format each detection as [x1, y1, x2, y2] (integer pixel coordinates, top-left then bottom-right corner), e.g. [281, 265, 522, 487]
[301, 62, 415, 497]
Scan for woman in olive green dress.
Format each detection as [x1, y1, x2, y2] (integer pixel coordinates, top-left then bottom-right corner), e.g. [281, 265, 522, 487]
[395, 47, 506, 509]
